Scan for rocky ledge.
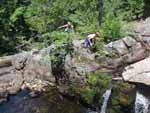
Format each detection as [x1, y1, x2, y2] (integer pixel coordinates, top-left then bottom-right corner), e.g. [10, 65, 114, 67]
[122, 57, 150, 86]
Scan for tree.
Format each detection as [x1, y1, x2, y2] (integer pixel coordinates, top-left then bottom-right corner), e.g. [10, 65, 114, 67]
[143, 0, 150, 18]
[0, 0, 31, 55]
[97, 0, 103, 25]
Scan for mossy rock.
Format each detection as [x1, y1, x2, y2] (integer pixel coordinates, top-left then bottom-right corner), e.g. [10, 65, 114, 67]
[108, 82, 135, 113]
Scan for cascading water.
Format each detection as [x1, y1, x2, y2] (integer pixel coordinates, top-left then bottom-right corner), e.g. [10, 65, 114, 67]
[100, 88, 112, 113]
[135, 91, 150, 113]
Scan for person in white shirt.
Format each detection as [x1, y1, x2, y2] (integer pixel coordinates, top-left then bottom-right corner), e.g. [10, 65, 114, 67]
[84, 32, 100, 48]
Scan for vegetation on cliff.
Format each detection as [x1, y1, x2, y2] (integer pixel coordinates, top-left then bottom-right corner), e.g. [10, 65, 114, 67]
[0, 0, 149, 55]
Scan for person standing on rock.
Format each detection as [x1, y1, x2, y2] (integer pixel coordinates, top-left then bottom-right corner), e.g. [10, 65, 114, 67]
[84, 32, 100, 48]
[58, 21, 74, 32]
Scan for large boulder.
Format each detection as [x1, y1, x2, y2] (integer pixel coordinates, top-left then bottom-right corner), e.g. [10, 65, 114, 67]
[0, 48, 55, 103]
[64, 40, 100, 85]
[122, 57, 150, 86]
[105, 40, 129, 56]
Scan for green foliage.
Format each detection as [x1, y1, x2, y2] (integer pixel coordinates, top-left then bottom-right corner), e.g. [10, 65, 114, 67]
[101, 0, 144, 42]
[103, 0, 144, 20]
[24, 0, 53, 32]
[0, 0, 145, 55]
[120, 0, 144, 20]
[101, 15, 126, 42]
[80, 72, 112, 104]
[80, 87, 96, 104]
[0, 0, 30, 55]
[51, 45, 67, 70]
[41, 31, 79, 48]
[10, 7, 25, 23]
[24, 0, 99, 33]
[104, 0, 144, 41]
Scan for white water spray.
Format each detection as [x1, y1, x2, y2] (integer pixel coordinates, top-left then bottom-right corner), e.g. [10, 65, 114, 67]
[100, 88, 112, 113]
[135, 91, 150, 113]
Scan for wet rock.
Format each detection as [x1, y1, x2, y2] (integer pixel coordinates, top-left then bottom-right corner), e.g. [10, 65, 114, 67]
[29, 91, 41, 98]
[0, 98, 7, 104]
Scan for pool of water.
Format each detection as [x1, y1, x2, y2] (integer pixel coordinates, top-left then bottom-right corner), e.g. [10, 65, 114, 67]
[0, 88, 86, 113]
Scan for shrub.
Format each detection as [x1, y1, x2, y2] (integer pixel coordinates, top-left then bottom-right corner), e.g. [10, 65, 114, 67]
[101, 15, 126, 42]
[80, 72, 112, 105]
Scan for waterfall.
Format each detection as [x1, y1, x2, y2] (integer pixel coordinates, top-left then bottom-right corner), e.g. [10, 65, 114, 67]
[100, 88, 112, 113]
[135, 91, 150, 113]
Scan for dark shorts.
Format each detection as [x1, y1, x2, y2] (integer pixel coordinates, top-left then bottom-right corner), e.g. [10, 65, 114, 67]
[85, 37, 91, 47]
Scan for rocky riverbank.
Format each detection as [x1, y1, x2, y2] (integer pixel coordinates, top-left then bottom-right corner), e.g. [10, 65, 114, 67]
[0, 17, 150, 113]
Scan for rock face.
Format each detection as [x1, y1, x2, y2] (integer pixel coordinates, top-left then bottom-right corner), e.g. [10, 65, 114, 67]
[102, 18, 150, 77]
[0, 48, 54, 103]
[121, 18, 150, 86]
[0, 42, 95, 102]
[64, 18, 150, 84]
[122, 57, 150, 86]
[64, 40, 100, 85]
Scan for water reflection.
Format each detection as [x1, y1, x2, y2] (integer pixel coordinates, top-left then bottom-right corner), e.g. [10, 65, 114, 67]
[0, 87, 85, 113]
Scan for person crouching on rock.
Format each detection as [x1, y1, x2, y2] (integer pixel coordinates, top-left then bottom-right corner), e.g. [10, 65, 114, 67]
[84, 32, 100, 48]
[58, 21, 74, 32]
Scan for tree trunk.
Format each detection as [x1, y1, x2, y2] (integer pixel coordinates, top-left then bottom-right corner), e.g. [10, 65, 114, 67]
[143, 0, 150, 18]
[97, 0, 104, 25]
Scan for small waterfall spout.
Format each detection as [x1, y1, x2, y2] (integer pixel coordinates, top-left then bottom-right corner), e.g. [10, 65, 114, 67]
[135, 91, 150, 113]
[100, 88, 112, 113]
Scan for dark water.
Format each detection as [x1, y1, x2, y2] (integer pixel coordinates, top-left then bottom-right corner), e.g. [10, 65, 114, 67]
[0, 88, 86, 113]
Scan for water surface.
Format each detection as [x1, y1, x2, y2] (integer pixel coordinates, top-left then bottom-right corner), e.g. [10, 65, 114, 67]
[0, 88, 86, 113]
